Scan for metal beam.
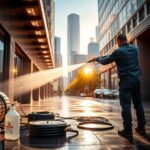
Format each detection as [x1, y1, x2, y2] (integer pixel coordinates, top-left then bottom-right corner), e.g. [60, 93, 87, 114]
[0, 15, 41, 21]
[0, 0, 39, 8]
[9, 26, 44, 31]
[16, 35, 46, 39]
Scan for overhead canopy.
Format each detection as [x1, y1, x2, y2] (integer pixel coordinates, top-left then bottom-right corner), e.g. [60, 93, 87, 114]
[0, 0, 54, 70]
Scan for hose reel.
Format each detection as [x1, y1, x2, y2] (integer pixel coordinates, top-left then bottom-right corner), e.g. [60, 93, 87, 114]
[28, 120, 71, 137]
[0, 92, 10, 123]
[27, 111, 55, 122]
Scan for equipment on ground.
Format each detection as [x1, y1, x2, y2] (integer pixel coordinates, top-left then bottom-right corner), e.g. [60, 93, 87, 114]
[5, 104, 20, 140]
[0, 91, 114, 146]
[28, 120, 78, 137]
[27, 111, 55, 122]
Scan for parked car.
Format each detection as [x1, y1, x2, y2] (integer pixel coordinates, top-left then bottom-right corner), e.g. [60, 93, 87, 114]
[102, 89, 113, 99]
[112, 90, 119, 99]
[93, 89, 103, 98]
[80, 93, 86, 97]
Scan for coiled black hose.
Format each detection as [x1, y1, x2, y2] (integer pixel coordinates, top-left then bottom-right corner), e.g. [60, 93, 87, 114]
[27, 111, 55, 122]
[77, 121, 114, 131]
[58, 116, 114, 131]
[28, 120, 78, 137]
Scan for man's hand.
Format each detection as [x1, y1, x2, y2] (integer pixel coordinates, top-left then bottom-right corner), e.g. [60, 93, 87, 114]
[87, 57, 97, 63]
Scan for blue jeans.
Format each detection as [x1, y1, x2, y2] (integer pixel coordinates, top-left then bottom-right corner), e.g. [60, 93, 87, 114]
[119, 76, 146, 132]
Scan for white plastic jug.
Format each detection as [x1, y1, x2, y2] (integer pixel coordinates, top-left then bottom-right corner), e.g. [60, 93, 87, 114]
[5, 104, 20, 140]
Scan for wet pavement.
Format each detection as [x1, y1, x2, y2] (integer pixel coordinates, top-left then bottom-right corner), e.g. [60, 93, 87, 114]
[1, 96, 150, 150]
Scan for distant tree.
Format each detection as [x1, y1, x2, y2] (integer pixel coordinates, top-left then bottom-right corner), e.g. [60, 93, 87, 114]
[65, 67, 100, 96]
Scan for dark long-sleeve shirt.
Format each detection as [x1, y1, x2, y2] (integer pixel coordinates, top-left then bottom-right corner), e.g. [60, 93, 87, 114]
[95, 43, 141, 78]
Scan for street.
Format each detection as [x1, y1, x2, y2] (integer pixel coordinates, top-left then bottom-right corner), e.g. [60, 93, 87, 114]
[3, 96, 150, 150]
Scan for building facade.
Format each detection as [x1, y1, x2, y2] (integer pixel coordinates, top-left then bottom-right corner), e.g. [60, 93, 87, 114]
[71, 53, 87, 81]
[67, 13, 80, 82]
[54, 36, 63, 89]
[88, 41, 99, 59]
[95, 26, 99, 42]
[0, 0, 55, 103]
[67, 13, 80, 65]
[98, 0, 150, 100]
[55, 36, 61, 54]
[55, 36, 62, 68]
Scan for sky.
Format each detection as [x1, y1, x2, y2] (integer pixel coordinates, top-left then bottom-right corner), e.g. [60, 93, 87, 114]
[54, 0, 98, 66]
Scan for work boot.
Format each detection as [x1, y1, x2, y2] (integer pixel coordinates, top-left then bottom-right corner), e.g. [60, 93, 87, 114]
[135, 127, 146, 136]
[118, 129, 133, 142]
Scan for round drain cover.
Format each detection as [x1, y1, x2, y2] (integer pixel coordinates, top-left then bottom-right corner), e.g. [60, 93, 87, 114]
[77, 121, 114, 131]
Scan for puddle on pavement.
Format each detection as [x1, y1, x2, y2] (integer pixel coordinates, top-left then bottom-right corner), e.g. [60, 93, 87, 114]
[70, 109, 103, 112]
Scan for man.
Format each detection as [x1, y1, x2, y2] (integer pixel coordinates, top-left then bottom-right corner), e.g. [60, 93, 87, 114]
[93, 34, 146, 140]
[58, 86, 62, 98]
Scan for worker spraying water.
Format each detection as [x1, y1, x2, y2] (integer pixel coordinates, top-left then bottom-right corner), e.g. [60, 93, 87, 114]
[87, 34, 146, 142]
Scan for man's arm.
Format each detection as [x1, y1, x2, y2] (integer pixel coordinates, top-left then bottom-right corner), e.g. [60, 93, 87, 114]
[95, 50, 118, 65]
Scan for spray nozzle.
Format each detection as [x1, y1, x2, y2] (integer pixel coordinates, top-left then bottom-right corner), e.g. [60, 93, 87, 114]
[86, 58, 96, 63]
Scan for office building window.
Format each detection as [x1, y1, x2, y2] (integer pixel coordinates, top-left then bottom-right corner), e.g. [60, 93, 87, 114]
[46, 0, 50, 5]
[122, 26, 126, 34]
[0, 30, 5, 83]
[133, 14, 137, 28]
[147, 0, 150, 15]
[47, 10, 50, 17]
[127, 20, 132, 33]
[139, 7, 145, 22]
[111, 39, 114, 47]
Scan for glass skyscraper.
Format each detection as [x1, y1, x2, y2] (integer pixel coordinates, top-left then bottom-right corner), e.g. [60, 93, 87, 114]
[67, 13, 80, 65]
[67, 13, 80, 82]
[98, 0, 150, 100]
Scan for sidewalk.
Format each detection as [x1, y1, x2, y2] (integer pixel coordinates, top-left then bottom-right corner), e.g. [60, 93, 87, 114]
[3, 96, 150, 150]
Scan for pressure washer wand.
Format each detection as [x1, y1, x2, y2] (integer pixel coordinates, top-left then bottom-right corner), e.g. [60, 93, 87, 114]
[86, 58, 96, 63]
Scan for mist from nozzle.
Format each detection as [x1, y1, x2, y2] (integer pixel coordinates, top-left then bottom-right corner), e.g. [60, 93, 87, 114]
[14, 63, 85, 96]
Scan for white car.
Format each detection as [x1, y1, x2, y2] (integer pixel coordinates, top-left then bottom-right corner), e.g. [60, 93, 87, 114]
[93, 89, 103, 98]
[112, 90, 119, 99]
[102, 89, 113, 99]
[80, 93, 86, 97]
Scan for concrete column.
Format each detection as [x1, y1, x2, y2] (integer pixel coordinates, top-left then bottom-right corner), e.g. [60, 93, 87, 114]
[8, 38, 15, 102]
[47, 84, 49, 98]
[40, 85, 45, 100]
[45, 84, 48, 99]
[21, 58, 31, 104]
[44, 84, 47, 99]
[137, 32, 150, 101]
[39, 87, 41, 101]
[30, 61, 33, 104]
[32, 64, 40, 101]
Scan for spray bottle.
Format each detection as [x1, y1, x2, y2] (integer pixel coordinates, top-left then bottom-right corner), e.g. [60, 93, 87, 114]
[5, 104, 20, 140]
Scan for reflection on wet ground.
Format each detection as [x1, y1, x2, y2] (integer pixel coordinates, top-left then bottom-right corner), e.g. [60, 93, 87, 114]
[2, 96, 150, 150]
